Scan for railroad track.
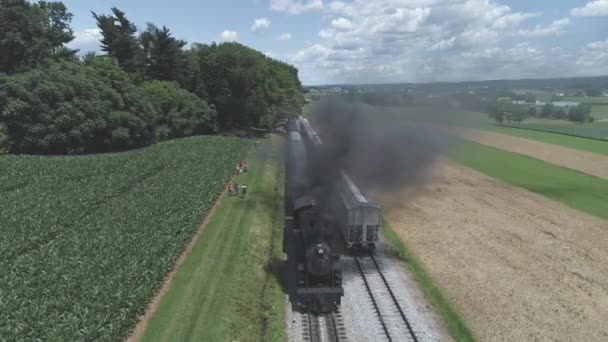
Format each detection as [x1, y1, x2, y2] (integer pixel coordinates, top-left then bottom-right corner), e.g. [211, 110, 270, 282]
[301, 310, 347, 342]
[354, 254, 419, 342]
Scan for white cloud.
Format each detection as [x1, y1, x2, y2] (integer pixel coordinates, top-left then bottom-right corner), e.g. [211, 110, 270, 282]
[251, 18, 271, 32]
[517, 18, 570, 38]
[571, 0, 608, 16]
[492, 12, 542, 30]
[331, 18, 353, 30]
[277, 33, 293, 41]
[287, 0, 604, 84]
[327, 1, 354, 16]
[270, 0, 323, 14]
[66, 28, 102, 55]
[578, 39, 608, 67]
[219, 30, 238, 42]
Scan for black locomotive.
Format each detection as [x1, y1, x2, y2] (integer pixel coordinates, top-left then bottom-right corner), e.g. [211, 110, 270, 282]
[285, 124, 343, 314]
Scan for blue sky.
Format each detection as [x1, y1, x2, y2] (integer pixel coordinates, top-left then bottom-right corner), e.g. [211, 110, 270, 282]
[63, 0, 608, 85]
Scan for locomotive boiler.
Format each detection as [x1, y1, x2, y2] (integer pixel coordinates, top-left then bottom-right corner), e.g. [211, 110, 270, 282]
[286, 126, 343, 314]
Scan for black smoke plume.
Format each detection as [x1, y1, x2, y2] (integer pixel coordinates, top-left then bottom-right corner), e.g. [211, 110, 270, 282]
[307, 100, 446, 198]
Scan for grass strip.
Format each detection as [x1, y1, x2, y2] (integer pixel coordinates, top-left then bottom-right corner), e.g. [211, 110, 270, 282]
[449, 140, 608, 220]
[142, 136, 286, 341]
[482, 125, 608, 155]
[484, 123, 608, 147]
[381, 219, 476, 342]
[229, 135, 287, 342]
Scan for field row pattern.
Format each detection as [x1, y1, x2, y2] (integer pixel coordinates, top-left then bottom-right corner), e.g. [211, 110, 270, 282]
[500, 123, 608, 140]
[0, 136, 246, 341]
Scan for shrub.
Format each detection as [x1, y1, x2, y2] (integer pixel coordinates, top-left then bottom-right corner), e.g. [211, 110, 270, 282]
[141, 80, 218, 139]
[0, 58, 156, 154]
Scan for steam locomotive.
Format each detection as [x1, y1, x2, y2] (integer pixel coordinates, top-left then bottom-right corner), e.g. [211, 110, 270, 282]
[298, 116, 381, 249]
[286, 125, 343, 314]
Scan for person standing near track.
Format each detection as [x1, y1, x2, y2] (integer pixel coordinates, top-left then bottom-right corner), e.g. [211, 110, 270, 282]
[234, 182, 240, 196]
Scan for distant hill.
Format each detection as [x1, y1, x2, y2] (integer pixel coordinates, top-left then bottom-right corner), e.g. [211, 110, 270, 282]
[306, 76, 608, 93]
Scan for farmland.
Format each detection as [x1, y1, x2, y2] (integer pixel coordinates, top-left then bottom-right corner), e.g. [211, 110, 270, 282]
[365, 104, 490, 127]
[0, 136, 246, 341]
[363, 103, 608, 152]
[484, 125, 608, 156]
[384, 160, 608, 341]
[591, 105, 608, 120]
[139, 137, 286, 342]
[449, 140, 608, 220]
[500, 122, 608, 140]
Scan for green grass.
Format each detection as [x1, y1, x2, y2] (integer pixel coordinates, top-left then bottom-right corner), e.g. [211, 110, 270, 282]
[142, 136, 286, 342]
[591, 105, 608, 120]
[449, 140, 608, 220]
[499, 122, 608, 140]
[360, 104, 608, 153]
[0, 136, 247, 341]
[382, 219, 476, 342]
[366, 104, 491, 127]
[484, 125, 608, 155]
[519, 117, 573, 125]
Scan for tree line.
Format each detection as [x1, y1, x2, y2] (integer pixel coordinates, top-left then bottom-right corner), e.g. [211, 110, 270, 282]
[0, 1, 304, 154]
[487, 98, 593, 124]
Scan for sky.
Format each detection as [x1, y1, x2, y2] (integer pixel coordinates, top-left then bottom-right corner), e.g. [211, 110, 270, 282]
[62, 0, 608, 85]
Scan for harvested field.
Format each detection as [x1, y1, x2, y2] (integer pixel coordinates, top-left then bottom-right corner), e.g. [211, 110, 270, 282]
[453, 127, 608, 179]
[382, 160, 608, 341]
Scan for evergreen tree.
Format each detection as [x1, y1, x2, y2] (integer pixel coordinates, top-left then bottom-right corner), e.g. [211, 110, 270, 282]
[140, 24, 187, 81]
[93, 7, 144, 74]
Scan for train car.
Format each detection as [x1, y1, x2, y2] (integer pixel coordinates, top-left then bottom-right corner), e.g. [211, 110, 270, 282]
[332, 171, 381, 249]
[299, 117, 323, 147]
[295, 116, 382, 249]
[286, 124, 343, 313]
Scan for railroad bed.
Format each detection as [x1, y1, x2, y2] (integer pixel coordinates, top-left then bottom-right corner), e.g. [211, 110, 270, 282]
[286, 241, 444, 342]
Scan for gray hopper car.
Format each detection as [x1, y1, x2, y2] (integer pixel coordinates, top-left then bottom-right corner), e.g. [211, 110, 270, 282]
[333, 170, 381, 249]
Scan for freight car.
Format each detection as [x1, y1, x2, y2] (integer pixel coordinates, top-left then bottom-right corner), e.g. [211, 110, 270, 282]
[296, 116, 382, 249]
[332, 171, 381, 249]
[286, 127, 343, 313]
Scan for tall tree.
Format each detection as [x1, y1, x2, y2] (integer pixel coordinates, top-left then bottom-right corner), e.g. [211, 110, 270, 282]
[0, 0, 48, 73]
[541, 103, 555, 118]
[93, 7, 143, 74]
[140, 24, 187, 81]
[568, 104, 592, 123]
[179, 42, 304, 130]
[34, 1, 76, 57]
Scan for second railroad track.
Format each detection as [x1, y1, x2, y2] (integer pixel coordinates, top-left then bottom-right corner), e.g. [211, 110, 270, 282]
[353, 253, 419, 342]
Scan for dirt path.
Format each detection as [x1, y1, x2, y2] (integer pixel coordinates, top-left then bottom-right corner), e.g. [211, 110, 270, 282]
[382, 160, 608, 341]
[452, 127, 608, 179]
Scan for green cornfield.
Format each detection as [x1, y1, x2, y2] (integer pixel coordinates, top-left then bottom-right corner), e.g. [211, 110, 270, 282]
[0, 136, 246, 341]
